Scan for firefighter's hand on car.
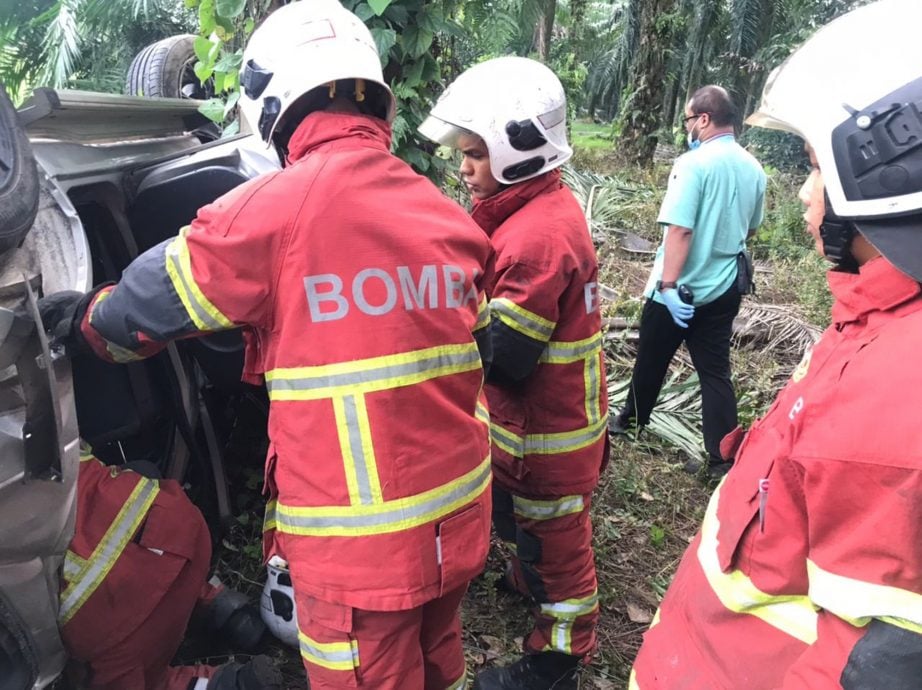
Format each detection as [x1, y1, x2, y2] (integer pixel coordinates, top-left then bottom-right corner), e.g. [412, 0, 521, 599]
[36, 290, 91, 352]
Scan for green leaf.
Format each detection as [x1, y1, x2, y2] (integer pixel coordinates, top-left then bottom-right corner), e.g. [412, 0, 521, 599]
[213, 49, 243, 73]
[244, 17, 255, 35]
[370, 27, 397, 62]
[199, 0, 216, 35]
[193, 60, 214, 85]
[367, 0, 392, 16]
[354, 2, 375, 21]
[193, 36, 213, 63]
[213, 71, 226, 93]
[382, 3, 408, 24]
[401, 25, 433, 59]
[199, 97, 226, 123]
[221, 119, 241, 138]
[223, 90, 240, 118]
[184, 0, 199, 7]
[216, 0, 246, 19]
[421, 54, 439, 82]
[402, 57, 425, 87]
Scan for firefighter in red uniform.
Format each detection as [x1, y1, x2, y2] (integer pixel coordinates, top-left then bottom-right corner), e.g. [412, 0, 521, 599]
[631, 1, 922, 687]
[421, 57, 609, 690]
[38, 2, 494, 688]
[63, 445, 277, 690]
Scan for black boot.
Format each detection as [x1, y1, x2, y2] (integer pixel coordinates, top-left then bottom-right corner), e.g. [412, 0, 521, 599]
[206, 655, 282, 690]
[207, 585, 267, 653]
[473, 652, 580, 690]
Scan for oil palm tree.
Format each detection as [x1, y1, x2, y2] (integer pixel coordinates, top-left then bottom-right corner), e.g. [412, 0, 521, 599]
[0, 0, 192, 100]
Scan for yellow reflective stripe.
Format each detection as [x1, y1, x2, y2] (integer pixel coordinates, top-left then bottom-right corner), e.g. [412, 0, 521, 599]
[334, 394, 383, 506]
[628, 668, 641, 690]
[275, 454, 491, 537]
[540, 590, 599, 654]
[475, 401, 490, 427]
[62, 551, 87, 580]
[298, 631, 360, 671]
[263, 499, 277, 532]
[806, 559, 922, 631]
[513, 494, 585, 521]
[164, 227, 233, 332]
[697, 483, 818, 644]
[880, 616, 922, 635]
[490, 421, 525, 458]
[491, 418, 608, 458]
[474, 294, 490, 332]
[446, 666, 468, 690]
[490, 298, 555, 341]
[266, 344, 481, 401]
[539, 333, 603, 364]
[59, 477, 159, 625]
[87, 290, 144, 363]
[584, 350, 602, 425]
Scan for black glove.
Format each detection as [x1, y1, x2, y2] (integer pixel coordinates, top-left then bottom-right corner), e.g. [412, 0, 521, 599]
[37, 290, 95, 353]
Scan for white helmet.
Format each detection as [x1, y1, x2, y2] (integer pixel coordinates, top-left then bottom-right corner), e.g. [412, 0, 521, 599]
[747, 0, 922, 278]
[239, 0, 396, 146]
[259, 556, 299, 648]
[419, 56, 572, 184]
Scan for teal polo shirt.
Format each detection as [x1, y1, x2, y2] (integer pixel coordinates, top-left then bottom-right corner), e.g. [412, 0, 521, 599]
[644, 134, 766, 306]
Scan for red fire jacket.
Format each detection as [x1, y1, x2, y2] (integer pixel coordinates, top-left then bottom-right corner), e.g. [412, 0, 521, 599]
[79, 112, 494, 611]
[60, 450, 211, 685]
[632, 257, 922, 688]
[471, 170, 608, 496]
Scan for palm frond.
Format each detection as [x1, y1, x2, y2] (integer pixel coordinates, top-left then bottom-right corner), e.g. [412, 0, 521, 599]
[38, 0, 82, 89]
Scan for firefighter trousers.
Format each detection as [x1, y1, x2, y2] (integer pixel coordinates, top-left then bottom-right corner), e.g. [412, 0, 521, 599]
[289, 575, 470, 690]
[492, 482, 599, 659]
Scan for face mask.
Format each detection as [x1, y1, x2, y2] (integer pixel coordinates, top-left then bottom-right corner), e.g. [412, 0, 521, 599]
[687, 125, 701, 150]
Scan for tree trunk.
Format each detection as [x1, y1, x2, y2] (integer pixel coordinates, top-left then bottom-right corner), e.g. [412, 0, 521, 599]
[532, 0, 557, 62]
[616, 0, 678, 165]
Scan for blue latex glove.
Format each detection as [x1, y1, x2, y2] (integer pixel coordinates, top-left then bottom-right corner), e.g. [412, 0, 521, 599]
[661, 288, 695, 328]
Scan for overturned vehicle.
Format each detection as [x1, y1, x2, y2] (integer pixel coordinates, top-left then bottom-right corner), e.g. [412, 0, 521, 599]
[0, 75, 282, 688]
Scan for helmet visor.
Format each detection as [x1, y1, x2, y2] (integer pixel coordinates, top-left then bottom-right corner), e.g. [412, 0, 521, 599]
[418, 115, 473, 149]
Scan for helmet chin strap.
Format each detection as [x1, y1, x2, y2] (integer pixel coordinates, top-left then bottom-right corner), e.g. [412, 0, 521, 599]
[819, 193, 859, 273]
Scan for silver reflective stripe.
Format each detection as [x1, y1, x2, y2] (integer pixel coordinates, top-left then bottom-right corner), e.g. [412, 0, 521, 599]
[540, 591, 600, 618]
[164, 238, 228, 331]
[585, 354, 601, 425]
[542, 337, 601, 361]
[59, 478, 159, 624]
[62, 553, 83, 580]
[278, 460, 491, 532]
[490, 423, 525, 458]
[524, 418, 608, 454]
[343, 395, 374, 505]
[267, 348, 480, 394]
[299, 635, 360, 669]
[513, 495, 585, 520]
[490, 299, 555, 340]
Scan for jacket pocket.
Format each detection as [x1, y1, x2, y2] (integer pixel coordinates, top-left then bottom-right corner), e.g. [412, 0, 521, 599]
[437, 502, 489, 596]
[714, 423, 778, 572]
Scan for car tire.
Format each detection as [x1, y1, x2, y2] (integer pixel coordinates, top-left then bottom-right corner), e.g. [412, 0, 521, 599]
[125, 34, 214, 100]
[0, 85, 39, 253]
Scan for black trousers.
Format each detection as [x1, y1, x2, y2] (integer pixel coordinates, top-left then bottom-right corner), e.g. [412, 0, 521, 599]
[620, 283, 741, 462]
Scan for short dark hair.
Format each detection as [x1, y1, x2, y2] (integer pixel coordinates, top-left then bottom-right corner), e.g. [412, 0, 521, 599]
[688, 85, 737, 128]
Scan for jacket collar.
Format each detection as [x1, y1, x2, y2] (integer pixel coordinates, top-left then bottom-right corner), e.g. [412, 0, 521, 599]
[470, 170, 562, 235]
[286, 112, 392, 163]
[829, 256, 922, 326]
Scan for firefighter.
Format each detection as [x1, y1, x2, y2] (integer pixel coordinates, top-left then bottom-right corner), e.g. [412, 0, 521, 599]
[38, 1, 494, 688]
[63, 446, 277, 690]
[420, 57, 609, 690]
[630, 0, 922, 687]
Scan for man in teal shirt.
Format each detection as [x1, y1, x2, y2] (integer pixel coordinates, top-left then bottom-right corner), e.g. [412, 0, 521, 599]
[612, 85, 766, 477]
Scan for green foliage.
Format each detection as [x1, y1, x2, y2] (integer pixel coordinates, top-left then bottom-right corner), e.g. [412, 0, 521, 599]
[0, 0, 194, 100]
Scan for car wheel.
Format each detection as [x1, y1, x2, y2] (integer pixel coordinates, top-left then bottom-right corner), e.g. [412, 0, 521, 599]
[125, 34, 215, 100]
[0, 86, 39, 254]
